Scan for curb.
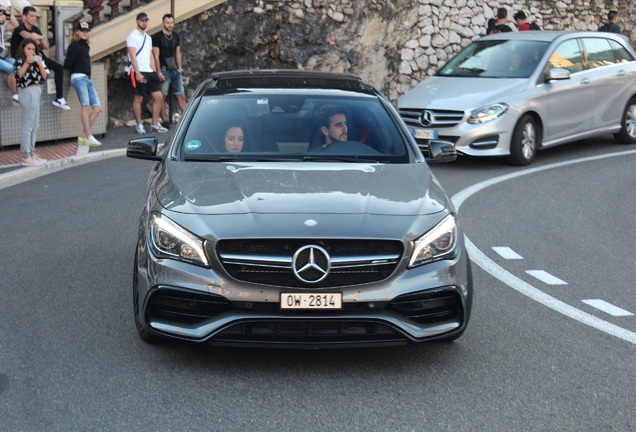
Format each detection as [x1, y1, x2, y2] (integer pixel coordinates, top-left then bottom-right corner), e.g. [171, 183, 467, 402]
[0, 148, 127, 190]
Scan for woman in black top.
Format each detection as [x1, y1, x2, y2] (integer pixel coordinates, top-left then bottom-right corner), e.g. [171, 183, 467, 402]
[64, 21, 103, 146]
[13, 38, 48, 166]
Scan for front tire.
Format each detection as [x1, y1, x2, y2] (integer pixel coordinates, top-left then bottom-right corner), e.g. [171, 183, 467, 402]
[508, 114, 539, 166]
[613, 98, 636, 144]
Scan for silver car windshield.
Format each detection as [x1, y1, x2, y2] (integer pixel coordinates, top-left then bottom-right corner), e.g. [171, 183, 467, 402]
[179, 94, 410, 163]
[437, 40, 550, 78]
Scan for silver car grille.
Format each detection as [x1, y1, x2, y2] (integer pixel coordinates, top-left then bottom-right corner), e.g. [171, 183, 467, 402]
[215, 239, 403, 288]
[399, 108, 465, 128]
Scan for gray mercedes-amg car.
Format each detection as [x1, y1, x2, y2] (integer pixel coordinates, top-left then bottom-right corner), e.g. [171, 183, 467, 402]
[127, 70, 472, 348]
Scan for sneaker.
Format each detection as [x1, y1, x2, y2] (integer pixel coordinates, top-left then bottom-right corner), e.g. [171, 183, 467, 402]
[86, 135, 102, 146]
[32, 154, 47, 164]
[12, 94, 19, 104]
[21, 155, 44, 166]
[136, 124, 146, 135]
[52, 98, 71, 110]
[151, 123, 168, 133]
[78, 136, 88, 146]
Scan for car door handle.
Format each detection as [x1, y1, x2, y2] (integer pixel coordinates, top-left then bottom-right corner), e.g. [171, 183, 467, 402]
[580, 78, 591, 85]
[617, 70, 626, 77]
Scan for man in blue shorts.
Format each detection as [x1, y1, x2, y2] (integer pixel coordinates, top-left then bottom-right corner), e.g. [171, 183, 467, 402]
[152, 13, 186, 128]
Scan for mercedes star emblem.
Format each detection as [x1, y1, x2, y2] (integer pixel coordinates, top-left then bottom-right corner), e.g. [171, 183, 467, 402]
[292, 245, 331, 283]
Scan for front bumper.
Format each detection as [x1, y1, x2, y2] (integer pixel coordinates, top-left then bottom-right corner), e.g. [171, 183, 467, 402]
[134, 237, 473, 348]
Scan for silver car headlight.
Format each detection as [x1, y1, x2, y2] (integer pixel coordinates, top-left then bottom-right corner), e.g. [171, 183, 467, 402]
[468, 103, 508, 124]
[148, 213, 209, 267]
[408, 214, 457, 268]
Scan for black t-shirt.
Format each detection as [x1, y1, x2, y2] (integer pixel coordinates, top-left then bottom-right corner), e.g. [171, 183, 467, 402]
[599, 22, 621, 34]
[10, 23, 43, 58]
[151, 31, 181, 69]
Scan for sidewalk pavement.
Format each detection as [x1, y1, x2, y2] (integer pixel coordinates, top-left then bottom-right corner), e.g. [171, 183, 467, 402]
[0, 125, 166, 188]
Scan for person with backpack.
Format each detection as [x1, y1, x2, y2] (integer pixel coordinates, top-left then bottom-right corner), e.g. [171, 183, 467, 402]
[598, 10, 620, 34]
[487, 8, 513, 34]
[513, 11, 541, 31]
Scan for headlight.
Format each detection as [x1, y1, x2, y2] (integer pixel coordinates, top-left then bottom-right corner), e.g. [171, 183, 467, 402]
[467, 103, 508, 124]
[408, 214, 457, 268]
[148, 213, 210, 267]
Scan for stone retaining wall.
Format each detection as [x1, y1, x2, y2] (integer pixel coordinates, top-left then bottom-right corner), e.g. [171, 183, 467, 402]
[107, 0, 635, 122]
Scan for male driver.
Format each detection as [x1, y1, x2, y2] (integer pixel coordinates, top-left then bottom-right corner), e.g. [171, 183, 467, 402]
[152, 13, 186, 128]
[126, 12, 166, 134]
[10, 5, 70, 110]
[319, 105, 348, 148]
[599, 10, 620, 34]
[0, 3, 19, 102]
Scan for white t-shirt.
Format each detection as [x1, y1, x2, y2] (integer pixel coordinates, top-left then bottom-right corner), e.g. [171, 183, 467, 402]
[0, 0, 31, 15]
[126, 28, 152, 73]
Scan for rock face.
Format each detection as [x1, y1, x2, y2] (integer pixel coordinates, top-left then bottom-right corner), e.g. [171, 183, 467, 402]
[107, 0, 632, 124]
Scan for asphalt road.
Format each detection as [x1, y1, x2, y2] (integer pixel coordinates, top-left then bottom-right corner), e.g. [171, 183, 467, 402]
[0, 137, 634, 431]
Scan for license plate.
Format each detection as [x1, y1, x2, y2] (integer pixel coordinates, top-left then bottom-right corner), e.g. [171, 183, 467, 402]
[280, 293, 342, 309]
[413, 128, 438, 140]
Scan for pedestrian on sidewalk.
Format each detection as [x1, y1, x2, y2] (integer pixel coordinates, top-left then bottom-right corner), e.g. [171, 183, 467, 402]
[13, 38, 48, 166]
[598, 10, 620, 34]
[64, 21, 102, 147]
[0, 3, 19, 103]
[126, 12, 167, 135]
[152, 13, 187, 129]
[10, 6, 71, 110]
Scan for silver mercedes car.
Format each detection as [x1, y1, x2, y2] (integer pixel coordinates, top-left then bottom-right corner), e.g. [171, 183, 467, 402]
[398, 31, 636, 165]
[127, 70, 472, 348]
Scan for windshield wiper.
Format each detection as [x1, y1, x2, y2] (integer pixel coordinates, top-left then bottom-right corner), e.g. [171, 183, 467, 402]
[302, 156, 380, 163]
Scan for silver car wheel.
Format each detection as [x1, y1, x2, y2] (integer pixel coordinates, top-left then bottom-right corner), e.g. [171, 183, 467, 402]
[625, 104, 636, 139]
[521, 121, 536, 160]
[613, 98, 636, 144]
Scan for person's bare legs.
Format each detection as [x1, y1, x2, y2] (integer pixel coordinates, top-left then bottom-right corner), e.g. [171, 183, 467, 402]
[133, 95, 143, 124]
[151, 90, 164, 126]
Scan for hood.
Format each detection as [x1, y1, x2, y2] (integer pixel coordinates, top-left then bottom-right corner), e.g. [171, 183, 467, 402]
[155, 162, 448, 217]
[397, 76, 528, 110]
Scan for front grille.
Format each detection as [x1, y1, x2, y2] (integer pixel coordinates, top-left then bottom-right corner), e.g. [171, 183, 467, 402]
[215, 239, 403, 288]
[214, 320, 406, 344]
[147, 288, 231, 324]
[399, 108, 465, 128]
[388, 289, 462, 324]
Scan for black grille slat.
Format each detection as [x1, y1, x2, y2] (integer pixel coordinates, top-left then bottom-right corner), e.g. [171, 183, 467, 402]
[215, 239, 403, 288]
[148, 289, 232, 324]
[215, 320, 405, 344]
[388, 290, 462, 324]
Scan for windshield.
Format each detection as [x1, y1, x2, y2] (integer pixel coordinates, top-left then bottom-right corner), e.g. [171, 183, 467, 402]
[437, 40, 550, 78]
[178, 94, 410, 163]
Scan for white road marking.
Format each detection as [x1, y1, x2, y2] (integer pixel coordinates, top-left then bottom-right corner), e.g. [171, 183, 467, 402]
[452, 149, 636, 345]
[492, 246, 523, 259]
[582, 300, 634, 317]
[525, 270, 568, 285]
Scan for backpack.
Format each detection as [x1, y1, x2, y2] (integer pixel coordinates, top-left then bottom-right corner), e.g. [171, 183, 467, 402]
[529, 21, 541, 31]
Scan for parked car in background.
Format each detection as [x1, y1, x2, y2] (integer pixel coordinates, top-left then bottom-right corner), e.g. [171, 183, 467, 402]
[127, 70, 472, 348]
[398, 31, 636, 165]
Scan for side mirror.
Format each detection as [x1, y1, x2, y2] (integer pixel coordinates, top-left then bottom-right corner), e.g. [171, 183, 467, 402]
[547, 68, 570, 81]
[426, 139, 457, 163]
[127, 137, 162, 161]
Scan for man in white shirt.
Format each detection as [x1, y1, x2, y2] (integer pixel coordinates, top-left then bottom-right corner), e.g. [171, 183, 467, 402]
[126, 12, 166, 134]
